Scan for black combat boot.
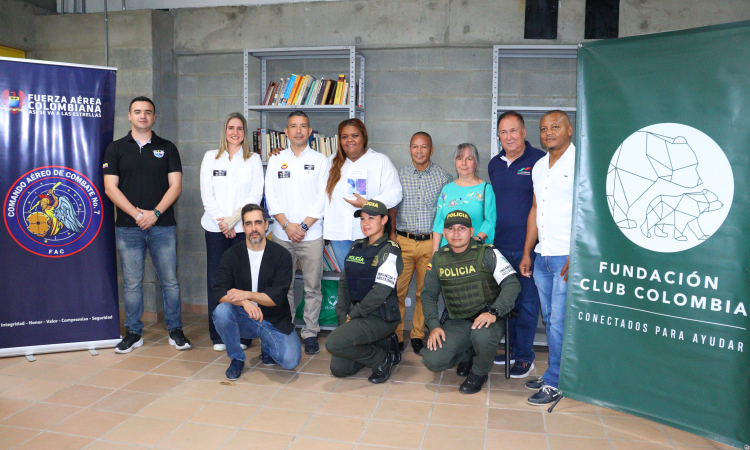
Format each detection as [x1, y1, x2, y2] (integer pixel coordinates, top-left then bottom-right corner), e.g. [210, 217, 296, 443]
[368, 352, 394, 384]
[459, 371, 488, 394]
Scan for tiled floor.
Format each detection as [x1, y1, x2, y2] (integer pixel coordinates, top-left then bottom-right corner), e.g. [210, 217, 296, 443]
[0, 313, 734, 450]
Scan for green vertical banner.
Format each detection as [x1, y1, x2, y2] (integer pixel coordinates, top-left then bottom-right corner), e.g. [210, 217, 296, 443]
[562, 21, 750, 449]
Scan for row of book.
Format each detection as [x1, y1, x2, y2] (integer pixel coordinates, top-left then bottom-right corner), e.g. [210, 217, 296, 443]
[262, 74, 354, 106]
[322, 242, 341, 272]
[252, 129, 339, 161]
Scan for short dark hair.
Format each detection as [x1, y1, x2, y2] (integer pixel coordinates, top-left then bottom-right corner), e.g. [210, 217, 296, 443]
[129, 96, 155, 114]
[287, 110, 310, 124]
[498, 110, 524, 128]
[241, 203, 266, 223]
[541, 109, 571, 125]
[411, 131, 433, 147]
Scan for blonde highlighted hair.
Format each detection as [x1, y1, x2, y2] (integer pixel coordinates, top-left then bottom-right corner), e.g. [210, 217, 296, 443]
[216, 112, 253, 160]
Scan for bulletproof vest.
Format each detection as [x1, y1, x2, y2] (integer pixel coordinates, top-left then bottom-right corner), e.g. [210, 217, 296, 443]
[344, 239, 399, 307]
[434, 243, 501, 319]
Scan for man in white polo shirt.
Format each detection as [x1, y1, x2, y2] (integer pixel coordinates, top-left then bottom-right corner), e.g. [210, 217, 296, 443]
[519, 110, 575, 406]
[264, 111, 330, 355]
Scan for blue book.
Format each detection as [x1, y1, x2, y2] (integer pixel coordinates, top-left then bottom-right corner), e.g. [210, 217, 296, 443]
[281, 74, 297, 105]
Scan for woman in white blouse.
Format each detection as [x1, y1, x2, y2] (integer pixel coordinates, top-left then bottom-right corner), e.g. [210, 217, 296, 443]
[200, 112, 264, 351]
[323, 118, 403, 270]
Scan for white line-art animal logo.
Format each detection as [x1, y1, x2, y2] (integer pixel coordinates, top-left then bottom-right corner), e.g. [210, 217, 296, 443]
[606, 124, 733, 253]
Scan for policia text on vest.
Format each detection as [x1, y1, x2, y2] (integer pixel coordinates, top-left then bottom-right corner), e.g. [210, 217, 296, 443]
[421, 241, 520, 392]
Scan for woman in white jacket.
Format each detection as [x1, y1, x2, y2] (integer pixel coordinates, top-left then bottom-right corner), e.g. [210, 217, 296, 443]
[200, 112, 264, 351]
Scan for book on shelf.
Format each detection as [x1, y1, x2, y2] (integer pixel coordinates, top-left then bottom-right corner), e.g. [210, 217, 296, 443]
[260, 74, 352, 106]
[323, 242, 341, 272]
[253, 128, 288, 162]
[308, 130, 338, 157]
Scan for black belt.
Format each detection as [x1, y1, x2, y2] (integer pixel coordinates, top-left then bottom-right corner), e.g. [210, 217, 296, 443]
[397, 230, 432, 241]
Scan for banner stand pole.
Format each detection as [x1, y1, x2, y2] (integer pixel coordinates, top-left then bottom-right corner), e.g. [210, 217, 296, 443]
[547, 396, 563, 413]
[504, 310, 519, 379]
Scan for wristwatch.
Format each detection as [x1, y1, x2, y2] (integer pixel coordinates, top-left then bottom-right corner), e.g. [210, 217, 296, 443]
[485, 305, 500, 317]
[474, 235, 485, 244]
[153, 209, 161, 218]
[300, 222, 309, 232]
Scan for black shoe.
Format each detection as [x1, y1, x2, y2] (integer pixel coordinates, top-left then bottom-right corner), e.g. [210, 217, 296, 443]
[304, 337, 320, 355]
[368, 352, 394, 384]
[398, 341, 405, 352]
[115, 332, 143, 354]
[493, 352, 515, 365]
[410, 338, 424, 355]
[456, 358, 473, 377]
[168, 328, 192, 350]
[527, 385, 560, 405]
[459, 371, 488, 394]
[225, 359, 244, 381]
[525, 376, 545, 390]
[260, 351, 276, 366]
[509, 361, 535, 378]
[388, 333, 401, 366]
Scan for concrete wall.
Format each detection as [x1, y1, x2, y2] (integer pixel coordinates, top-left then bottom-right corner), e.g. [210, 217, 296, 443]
[0, 0, 52, 53]
[26, 0, 750, 319]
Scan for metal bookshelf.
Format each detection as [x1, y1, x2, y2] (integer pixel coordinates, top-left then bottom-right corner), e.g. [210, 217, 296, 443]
[491, 44, 579, 157]
[243, 46, 365, 131]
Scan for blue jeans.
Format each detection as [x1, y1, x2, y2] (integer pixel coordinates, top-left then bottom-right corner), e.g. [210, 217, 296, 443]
[330, 239, 354, 272]
[116, 226, 182, 335]
[212, 303, 301, 369]
[205, 230, 245, 344]
[498, 249, 540, 364]
[533, 254, 568, 388]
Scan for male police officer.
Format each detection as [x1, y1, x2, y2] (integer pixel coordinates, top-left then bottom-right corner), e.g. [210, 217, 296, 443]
[421, 210, 520, 394]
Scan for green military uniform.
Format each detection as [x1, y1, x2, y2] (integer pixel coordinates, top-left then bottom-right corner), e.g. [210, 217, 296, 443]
[325, 233, 404, 377]
[421, 241, 520, 377]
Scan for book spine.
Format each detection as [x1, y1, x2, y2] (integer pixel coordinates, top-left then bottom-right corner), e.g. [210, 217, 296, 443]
[273, 78, 285, 105]
[282, 74, 297, 105]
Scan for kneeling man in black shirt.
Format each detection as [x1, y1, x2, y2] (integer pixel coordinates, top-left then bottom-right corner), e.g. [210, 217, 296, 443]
[213, 203, 301, 380]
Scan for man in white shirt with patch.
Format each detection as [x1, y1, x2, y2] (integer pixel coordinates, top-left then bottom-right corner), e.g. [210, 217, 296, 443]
[519, 110, 576, 406]
[264, 111, 330, 355]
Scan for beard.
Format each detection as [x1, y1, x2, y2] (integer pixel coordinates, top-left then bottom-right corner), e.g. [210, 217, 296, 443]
[248, 232, 263, 244]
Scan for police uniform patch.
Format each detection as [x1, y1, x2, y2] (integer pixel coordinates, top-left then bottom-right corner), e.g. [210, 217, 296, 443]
[375, 253, 398, 288]
[371, 255, 379, 266]
[278, 171, 290, 178]
[492, 249, 516, 284]
[153, 150, 165, 158]
[427, 263, 432, 271]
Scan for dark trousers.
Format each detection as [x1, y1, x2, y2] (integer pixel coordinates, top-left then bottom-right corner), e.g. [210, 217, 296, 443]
[421, 317, 504, 377]
[499, 248, 540, 364]
[205, 230, 245, 344]
[325, 313, 398, 377]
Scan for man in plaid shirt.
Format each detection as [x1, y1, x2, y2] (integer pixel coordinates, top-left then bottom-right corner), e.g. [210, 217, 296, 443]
[388, 132, 453, 355]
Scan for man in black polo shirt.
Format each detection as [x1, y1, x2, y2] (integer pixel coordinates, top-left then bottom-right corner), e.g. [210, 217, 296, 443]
[487, 111, 545, 377]
[103, 96, 191, 353]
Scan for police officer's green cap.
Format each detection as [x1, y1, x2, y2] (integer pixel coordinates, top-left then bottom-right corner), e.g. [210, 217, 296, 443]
[443, 210, 472, 228]
[354, 200, 388, 217]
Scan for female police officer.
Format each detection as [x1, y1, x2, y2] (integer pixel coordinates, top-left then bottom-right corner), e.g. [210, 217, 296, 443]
[325, 200, 404, 384]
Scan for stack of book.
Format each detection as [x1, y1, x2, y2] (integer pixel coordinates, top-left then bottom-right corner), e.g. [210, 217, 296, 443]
[252, 129, 339, 161]
[310, 132, 338, 157]
[262, 74, 351, 106]
[322, 242, 341, 272]
[253, 129, 287, 162]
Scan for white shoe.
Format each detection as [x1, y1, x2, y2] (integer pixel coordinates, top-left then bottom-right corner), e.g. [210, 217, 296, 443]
[214, 343, 246, 351]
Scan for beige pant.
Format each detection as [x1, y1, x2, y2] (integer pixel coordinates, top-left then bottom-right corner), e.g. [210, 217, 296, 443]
[276, 236, 325, 339]
[395, 234, 432, 341]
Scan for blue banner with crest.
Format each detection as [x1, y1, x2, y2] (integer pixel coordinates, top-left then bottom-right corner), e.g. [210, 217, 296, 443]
[0, 58, 120, 355]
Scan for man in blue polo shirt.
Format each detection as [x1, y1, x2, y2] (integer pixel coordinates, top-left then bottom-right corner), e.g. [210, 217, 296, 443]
[487, 111, 545, 378]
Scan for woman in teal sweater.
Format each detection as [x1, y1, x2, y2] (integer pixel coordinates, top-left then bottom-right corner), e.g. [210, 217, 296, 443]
[432, 143, 497, 251]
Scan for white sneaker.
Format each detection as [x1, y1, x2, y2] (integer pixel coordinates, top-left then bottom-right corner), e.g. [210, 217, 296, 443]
[213, 343, 246, 351]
